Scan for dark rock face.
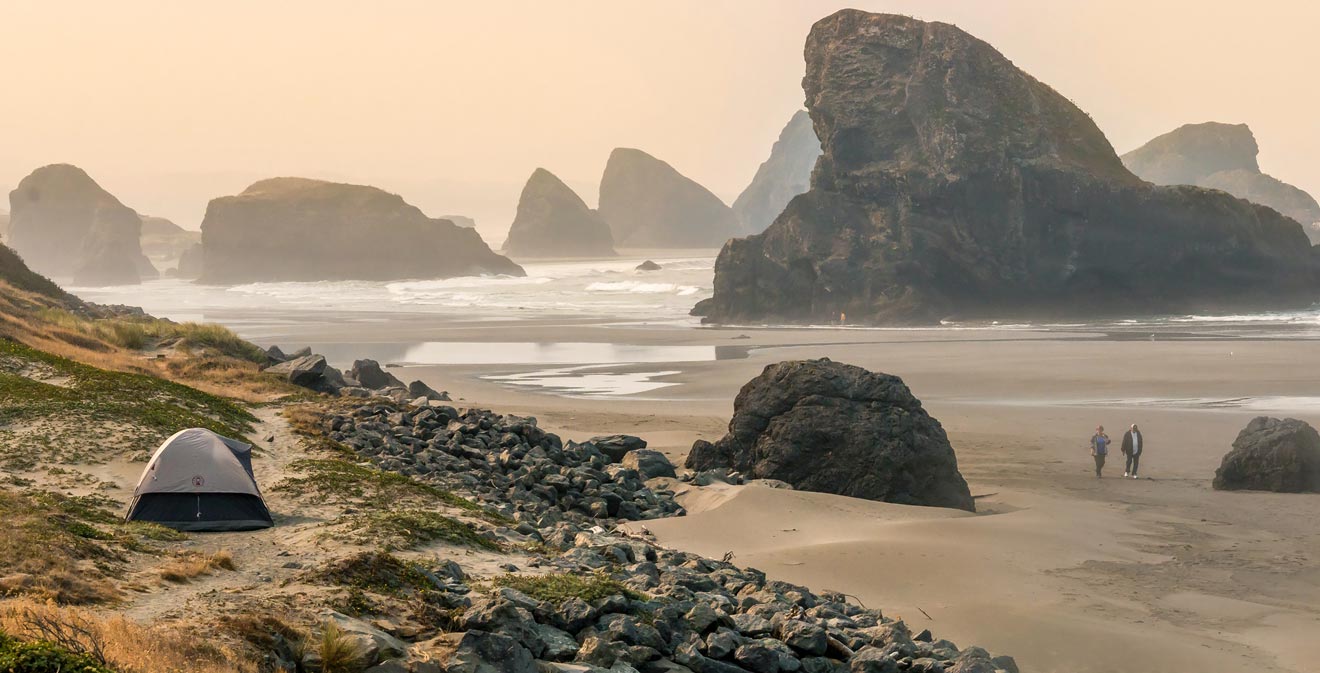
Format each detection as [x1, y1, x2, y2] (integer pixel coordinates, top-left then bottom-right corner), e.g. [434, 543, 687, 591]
[732, 111, 822, 235]
[197, 177, 524, 283]
[1123, 122, 1320, 241]
[503, 168, 614, 258]
[351, 359, 405, 391]
[1213, 417, 1320, 492]
[7, 164, 150, 286]
[698, 11, 1320, 325]
[687, 359, 974, 511]
[598, 148, 738, 248]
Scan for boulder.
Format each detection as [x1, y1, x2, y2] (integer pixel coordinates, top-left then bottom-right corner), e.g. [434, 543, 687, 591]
[409, 379, 451, 401]
[447, 630, 537, 673]
[598, 148, 738, 248]
[1212, 417, 1320, 492]
[636, 260, 662, 271]
[591, 435, 648, 463]
[622, 449, 677, 480]
[696, 11, 1320, 325]
[352, 359, 406, 390]
[687, 359, 974, 511]
[197, 177, 524, 283]
[318, 610, 407, 668]
[731, 111, 821, 235]
[503, 168, 615, 258]
[266, 354, 330, 390]
[7, 164, 150, 285]
[1122, 122, 1320, 242]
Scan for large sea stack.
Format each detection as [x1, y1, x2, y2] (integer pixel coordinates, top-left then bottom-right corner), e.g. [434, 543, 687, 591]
[1123, 122, 1320, 242]
[597, 148, 738, 248]
[687, 359, 975, 511]
[7, 164, 153, 286]
[696, 11, 1320, 325]
[731, 110, 822, 235]
[197, 178, 523, 284]
[503, 168, 614, 258]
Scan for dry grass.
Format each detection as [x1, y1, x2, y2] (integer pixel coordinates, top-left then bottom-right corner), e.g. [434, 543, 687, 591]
[0, 490, 124, 605]
[0, 598, 259, 673]
[318, 620, 366, 673]
[158, 550, 238, 583]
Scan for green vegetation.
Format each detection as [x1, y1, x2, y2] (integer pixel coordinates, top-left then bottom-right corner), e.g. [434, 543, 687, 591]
[342, 510, 500, 552]
[0, 631, 118, 673]
[0, 339, 255, 465]
[492, 572, 647, 604]
[277, 458, 491, 516]
[0, 489, 185, 605]
[35, 308, 267, 363]
[317, 551, 435, 596]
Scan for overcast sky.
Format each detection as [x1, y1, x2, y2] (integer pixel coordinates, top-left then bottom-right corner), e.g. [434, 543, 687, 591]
[2, 1, 1316, 245]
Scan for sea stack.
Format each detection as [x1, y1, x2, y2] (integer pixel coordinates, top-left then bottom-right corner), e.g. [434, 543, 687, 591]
[196, 177, 524, 284]
[696, 11, 1320, 325]
[7, 164, 153, 286]
[731, 110, 822, 234]
[597, 148, 738, 248]
[1122, 122, 1320, 241]
[139, 215, 201, 269]
[502, 168, 614, 258]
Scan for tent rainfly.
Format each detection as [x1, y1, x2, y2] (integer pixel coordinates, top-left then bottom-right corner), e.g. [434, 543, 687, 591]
[125, 428, 273, 532]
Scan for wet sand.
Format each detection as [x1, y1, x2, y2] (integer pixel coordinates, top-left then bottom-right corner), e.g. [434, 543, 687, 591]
[253, 317, 1320, 673]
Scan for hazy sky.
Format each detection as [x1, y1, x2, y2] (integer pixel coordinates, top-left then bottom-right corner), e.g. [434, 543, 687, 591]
[2, 1, 1316, 245]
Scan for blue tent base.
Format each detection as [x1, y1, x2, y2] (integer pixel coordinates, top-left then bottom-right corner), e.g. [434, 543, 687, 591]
[126, 492, 273, 532]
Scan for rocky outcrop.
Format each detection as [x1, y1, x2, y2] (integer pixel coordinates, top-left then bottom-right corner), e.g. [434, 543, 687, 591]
[169, 242, 204, 279]
[597, 148, 738, 248]
[732, 111, 822, 235]
[687, 359, 975, 511]
[503, 169, 614, 258]
[697, 11, 1320, 325]
[197, 178, 524, 283]
[7, 164, 151, 286]
[1123, 122, 1320, 241]
[441, 215, 477, 229]
[1213, 417, 1320, 492]
[139, 215, 201, 267]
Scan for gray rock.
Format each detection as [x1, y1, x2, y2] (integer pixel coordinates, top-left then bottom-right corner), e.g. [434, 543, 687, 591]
[352, 359, 406, 390]
[319, 610, 407, 667]
[591, 435, 648, 463]
[1213, 416, 1320, 492]
[622, 449, 677, 480]
[537, 624, 581, 662]
[847, 647, 899, 673]
[409, 379, 451, 401]
[778, 622, 827, 656]
[448, 630, 538, 673]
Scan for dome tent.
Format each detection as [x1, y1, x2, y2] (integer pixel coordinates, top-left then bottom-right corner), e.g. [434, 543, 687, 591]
[126, 428, 273, 532]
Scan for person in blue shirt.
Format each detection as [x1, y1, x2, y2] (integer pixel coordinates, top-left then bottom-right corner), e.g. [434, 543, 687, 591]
[1089, 425, 1110, 478]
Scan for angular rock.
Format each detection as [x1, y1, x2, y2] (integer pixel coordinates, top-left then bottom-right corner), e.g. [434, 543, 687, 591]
[598, 148, 738, 249]
[265, 354, 330, 389]
[732, 111, 821, 235]
[697, 11, 1320, 325]
[687, 359, 973, 511]
[622, 450, 677, 480]
[503, 168, 615, 258]
[448, 630, 538, 673]
[847, 647, 898, 673]
[409, 379, 451, 401]
[591, 435, 648, 463]
[320, 610, 407, 667]
[197, 177, 524, 283]
[1122, 122, 1320, 242]
[8, 164, 149, 285]
[352, 359, 406, 390]
[1212, 416, 1320, 492]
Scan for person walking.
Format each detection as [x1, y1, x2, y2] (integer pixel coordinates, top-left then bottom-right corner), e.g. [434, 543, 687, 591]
[1121, 423, 1144, 479]
[1090, 425, 1110, 478]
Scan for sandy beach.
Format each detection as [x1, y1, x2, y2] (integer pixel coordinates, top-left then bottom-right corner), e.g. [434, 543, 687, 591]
[236, 317, 1320, 673]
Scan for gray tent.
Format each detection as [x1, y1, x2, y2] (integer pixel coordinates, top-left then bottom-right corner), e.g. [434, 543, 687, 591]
[125, 428, 273, 531]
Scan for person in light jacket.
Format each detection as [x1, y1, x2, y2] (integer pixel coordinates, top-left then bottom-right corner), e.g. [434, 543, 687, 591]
[1121, 424, 1144, 479]
[1089, 426, 1110, 478]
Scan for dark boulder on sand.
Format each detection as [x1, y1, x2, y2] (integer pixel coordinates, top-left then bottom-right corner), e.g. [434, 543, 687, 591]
[503, 168, 614, 258]
[687, 358, 974, 511]
[197, 177, 524, 283]
[351, 359, 405, 391]
[697, 11, 1320, 325]
[636, 260, 662, 271]
[8, 164, 151, 286]
[1213, 417, 1320, 492]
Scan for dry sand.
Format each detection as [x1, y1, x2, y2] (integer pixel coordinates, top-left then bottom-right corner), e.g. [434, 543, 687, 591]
[252, 318, 1320, 673]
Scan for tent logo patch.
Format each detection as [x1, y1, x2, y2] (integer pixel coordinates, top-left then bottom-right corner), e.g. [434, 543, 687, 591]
[191, 475, 205, 487]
